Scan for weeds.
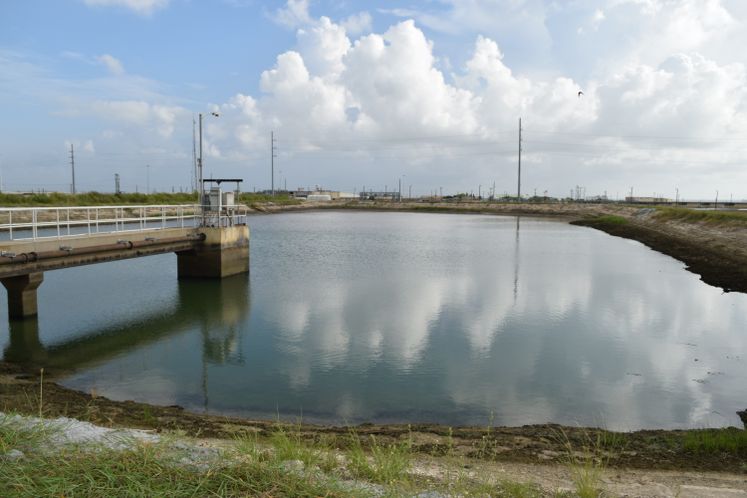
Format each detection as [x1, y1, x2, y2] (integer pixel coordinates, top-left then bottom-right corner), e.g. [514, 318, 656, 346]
[270, 423, 323, 468]
[593, 214, 629, 225]
[0, 442, 352, 497]
[654, 206, 747, 226]
[346, 430, 412, 484]
[0, 413, 52, 454]
[556, 428, 622, 498]
[683, 428, 747, 455]
[37, 368, 43, 418]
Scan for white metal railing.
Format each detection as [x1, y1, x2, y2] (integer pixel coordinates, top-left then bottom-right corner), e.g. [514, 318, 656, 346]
[0, 204, 248, 241]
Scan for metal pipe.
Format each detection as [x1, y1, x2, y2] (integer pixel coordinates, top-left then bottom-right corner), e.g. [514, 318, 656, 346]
[0, 233, 205, 266]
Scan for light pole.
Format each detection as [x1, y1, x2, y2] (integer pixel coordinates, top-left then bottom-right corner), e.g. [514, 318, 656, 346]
[198, 111, 220, 212]
[146, 164, 150, 194]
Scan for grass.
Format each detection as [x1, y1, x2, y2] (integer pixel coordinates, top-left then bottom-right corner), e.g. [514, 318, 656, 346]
[555, 428, 626, 498]
[591, 214, 629, 225]
[0, 191, 301, 207]
[654, 206, 747, 226]
[683, 428, 747, 455]
[346, 431, 412, 485]
[0, 413, 53, 455]
[0, 191, 197, 207]
[0, 442, 353, 498]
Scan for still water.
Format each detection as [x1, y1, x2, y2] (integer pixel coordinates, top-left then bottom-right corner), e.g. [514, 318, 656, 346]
[2, 211, 745, 430]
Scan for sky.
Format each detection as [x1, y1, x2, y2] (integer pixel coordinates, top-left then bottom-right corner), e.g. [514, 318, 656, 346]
[1, 0, 746, 200]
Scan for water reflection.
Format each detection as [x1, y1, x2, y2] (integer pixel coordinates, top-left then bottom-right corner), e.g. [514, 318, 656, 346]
[3, 212, 746, 429]
[3, 275, 250, 370]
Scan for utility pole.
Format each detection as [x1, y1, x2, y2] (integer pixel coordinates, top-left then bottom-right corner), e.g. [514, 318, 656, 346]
[398, 177, 402, 201]
[69, 143, 76, 195]
[198, 113, 204, 208]
[192, 115, 198, 192]
[115, 173, 121, 195]
[517, 118, 522, 202]
[146, 164, 150, 194]
[408, 185, 412, 199]
[271, 131, 277, 196]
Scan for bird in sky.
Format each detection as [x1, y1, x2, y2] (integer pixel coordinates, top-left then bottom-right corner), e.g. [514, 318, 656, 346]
[578, 91, 584, 98]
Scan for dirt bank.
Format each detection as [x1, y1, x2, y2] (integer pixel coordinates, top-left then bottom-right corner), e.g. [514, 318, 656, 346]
[1, 363, 745, 475]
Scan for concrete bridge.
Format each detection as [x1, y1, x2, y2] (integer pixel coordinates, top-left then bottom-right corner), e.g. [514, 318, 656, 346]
[0, 205, 249, 319]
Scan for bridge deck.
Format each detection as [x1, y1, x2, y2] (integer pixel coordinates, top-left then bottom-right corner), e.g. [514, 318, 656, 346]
[0, 227, 201, 279]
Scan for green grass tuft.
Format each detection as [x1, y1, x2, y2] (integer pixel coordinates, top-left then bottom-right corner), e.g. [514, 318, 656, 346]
[346, 431, 412, 485]
[593, 214, 629, 225]
[683, 428, 747, 455]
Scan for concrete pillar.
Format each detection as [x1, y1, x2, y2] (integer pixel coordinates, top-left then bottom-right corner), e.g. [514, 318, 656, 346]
[4, 318, 47, 363]
[176, 226, 249, 278]
[1, 272, 44, 319]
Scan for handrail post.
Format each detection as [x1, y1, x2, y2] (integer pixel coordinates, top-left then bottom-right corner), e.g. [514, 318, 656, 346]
[87, 208, 91, 235]
[32, 209, 38, 239]
[9, 211, 12, 240]
[56, 209, 60, 238]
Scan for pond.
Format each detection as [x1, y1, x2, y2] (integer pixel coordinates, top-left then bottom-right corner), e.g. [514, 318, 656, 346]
[2, 211, 745, 430]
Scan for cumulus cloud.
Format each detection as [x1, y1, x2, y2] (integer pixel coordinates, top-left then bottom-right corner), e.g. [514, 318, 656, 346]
[91, 100, 185, 137]
[83, 0, 170, 16]
[340, 11, 372, 35]
[271, 0, 313, 28]
[96, 54, 125, 75]
[15, 0, 746, 197]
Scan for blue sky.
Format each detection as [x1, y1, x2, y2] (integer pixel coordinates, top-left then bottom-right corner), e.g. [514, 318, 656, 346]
[1, 0, 746, 199]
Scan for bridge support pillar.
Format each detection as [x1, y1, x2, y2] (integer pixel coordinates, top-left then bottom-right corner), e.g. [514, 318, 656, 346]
[176, 226, 249, 278]
[1, 272, 44, 319]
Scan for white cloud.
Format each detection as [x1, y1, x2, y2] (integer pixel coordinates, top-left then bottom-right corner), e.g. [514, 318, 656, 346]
[91, 100, 185, 137]
[271, 0, 313, 28]
[8, 1, 747, 197]
[340, 11, 372, 35]
[64, 139, 96, 154]
[83, 0, 170, 16]
[96, 54, 125, 75]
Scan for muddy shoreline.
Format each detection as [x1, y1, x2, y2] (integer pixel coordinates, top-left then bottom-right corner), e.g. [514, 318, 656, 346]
[3, 201, 747, 474]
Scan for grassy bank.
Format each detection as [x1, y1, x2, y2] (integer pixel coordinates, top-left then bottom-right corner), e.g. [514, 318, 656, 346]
[0, 412, 567, 497]
[0, 192, 300, 207]
[654, 206, 747, 226]
[3, 408, 746, 497]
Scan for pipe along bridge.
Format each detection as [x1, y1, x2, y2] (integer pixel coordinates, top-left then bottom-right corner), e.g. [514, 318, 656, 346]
[0, 205, 250, 320]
